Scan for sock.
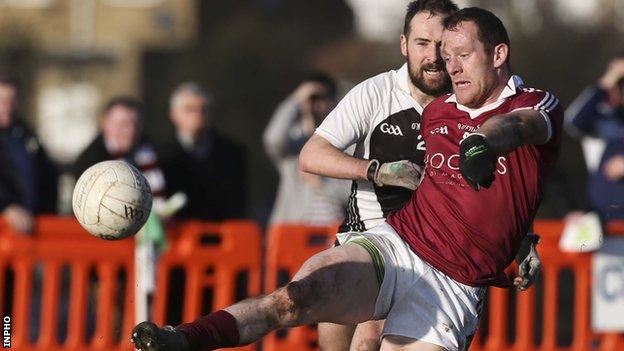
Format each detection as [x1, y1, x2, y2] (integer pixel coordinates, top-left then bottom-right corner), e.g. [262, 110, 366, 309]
[176, 310, 240, 350]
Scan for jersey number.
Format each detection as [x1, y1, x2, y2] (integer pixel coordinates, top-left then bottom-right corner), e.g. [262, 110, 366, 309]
[417, 134, 425, 151]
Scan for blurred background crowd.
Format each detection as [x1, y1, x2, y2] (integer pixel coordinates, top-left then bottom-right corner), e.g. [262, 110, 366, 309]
[1, 0, 624, 234]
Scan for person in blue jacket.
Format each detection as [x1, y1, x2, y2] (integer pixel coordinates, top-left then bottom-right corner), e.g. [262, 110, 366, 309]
[566, 57, 624, 223]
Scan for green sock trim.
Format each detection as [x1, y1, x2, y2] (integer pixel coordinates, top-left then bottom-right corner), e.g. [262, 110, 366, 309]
[350, 237, 385, 287]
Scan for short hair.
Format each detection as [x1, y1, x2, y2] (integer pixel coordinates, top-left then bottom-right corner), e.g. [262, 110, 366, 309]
[170, 82, 212, 108]
[403, 0, 459, 36]
[443, 7, 510, 55]
[102, 95, 143, 119]
[303, 71, 337, 100]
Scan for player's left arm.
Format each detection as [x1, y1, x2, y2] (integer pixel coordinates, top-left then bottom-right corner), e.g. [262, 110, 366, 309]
[477, 108, 551, 155]
[459, 109, 551, 190]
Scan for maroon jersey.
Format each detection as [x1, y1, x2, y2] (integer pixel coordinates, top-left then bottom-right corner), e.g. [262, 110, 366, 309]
[386, 76, 563, 287]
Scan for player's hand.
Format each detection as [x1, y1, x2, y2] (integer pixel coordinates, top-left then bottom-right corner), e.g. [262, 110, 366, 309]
[599, 57, 624, 90]
[459, 133, 496, 191]
[3, 204, 35, 234]
[367, 159, 423, 190]
[603, 155, 624, 181]
[292, 82, 325, 105]
[514, 233, 541, 291]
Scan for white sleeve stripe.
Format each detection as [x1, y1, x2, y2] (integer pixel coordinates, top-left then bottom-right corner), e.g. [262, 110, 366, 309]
[541, 94, 556, 110]
[535, 92, 551, 109]
[543, 97, 559, 112]
[539, 110, 553, 144]
[532, 93, 559, 113]
[314, 129, 347, 150]
[543, 95, 559, 112]
[534, 92, 559, 112]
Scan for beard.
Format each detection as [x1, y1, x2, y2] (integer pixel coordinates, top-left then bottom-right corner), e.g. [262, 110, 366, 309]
[408, 60, 451, 97]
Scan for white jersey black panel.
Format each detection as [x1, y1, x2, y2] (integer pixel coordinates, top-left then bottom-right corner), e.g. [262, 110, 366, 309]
[369, 107, 425, 217]
[315, 64, 426, 232]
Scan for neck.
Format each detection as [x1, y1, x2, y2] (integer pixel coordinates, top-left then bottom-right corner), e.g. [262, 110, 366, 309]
[480, 69, 512, 107]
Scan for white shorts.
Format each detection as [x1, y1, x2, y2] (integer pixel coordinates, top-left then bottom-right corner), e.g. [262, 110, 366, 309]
[336, 222, 485, 351]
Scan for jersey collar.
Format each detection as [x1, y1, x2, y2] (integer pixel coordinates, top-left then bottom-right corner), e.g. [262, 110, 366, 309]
[444, 75, 524, 119]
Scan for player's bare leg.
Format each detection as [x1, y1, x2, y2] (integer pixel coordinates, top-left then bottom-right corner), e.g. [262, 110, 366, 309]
[350, 320, 385, 350]
[131, 242, 381, 350]
[228, 242, 379, 343]
[318, 323, 356, 351]
[380, 335, 446, 351]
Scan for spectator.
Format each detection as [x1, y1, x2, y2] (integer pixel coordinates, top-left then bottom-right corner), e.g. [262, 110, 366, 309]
[263, 73, 350, 226]
[0, 74, 60, 343]
[73, 96, 166, 206]
[157, 83, 246, 220]
[566, 58, 624, 223]
[0, 74, 58, 234]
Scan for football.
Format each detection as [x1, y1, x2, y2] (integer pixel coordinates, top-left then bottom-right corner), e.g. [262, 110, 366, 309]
[72, 160, 152, 240]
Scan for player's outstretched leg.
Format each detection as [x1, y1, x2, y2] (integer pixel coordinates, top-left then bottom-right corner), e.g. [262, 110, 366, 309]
[131, 242, 381, 351]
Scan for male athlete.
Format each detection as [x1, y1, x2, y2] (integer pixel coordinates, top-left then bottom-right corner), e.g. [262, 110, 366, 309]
[303, 1, 458, 348]
[305, 1, 539, 349]
[131, 6, 557, 351]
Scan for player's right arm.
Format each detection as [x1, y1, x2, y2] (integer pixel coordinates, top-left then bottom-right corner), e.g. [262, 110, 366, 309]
[300, 134, 369, 180]
[299, 76, 422, 190]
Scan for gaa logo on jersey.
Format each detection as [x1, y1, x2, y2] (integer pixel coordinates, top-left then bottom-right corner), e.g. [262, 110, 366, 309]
[380, 123, 404, 136]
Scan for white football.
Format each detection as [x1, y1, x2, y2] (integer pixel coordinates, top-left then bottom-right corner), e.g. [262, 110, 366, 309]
[72, 160, 152, 240]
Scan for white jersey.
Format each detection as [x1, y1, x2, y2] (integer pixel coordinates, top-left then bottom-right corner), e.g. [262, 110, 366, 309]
[316, 64, 425, 232]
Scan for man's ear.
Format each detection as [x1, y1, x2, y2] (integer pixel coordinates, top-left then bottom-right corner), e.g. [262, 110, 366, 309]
[492, 43, 509, 69]
[400, 34, 408, 58]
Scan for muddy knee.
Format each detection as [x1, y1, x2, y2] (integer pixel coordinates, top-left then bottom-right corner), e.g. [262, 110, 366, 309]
[272, 278, 323, 325]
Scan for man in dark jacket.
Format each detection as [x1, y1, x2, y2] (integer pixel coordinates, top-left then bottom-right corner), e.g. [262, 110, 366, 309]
[73, 96, 166, 206]
[567, 57, 624, 222]
[0, 74, 58, 233]
[157, 82, 246, 220]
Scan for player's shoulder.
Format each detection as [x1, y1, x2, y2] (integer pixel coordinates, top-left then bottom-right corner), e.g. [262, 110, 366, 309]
[356, 68, 396, 94]
[511, 84, 560, 113]
[342, 68, 398, 107]
[515, 85, 550, 98]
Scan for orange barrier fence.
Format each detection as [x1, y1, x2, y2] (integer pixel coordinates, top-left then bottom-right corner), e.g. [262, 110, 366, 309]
[152, 220, 262, 351]
[0, 216, 261, 351]
[0, 216, 136, 351]
[1, 217, 623, 351]
[263, 224, 337, 351]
